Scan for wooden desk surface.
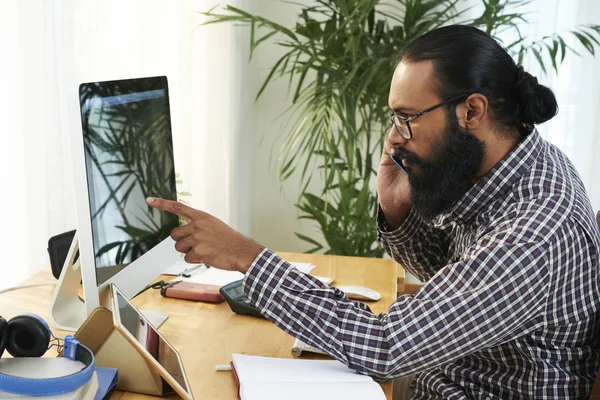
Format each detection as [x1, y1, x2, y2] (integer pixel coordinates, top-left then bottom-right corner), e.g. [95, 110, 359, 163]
[0, 252, 399, 400]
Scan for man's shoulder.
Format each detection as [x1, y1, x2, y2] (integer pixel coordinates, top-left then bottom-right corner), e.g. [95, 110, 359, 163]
[490, 140, 596, 244]
[517, 140, 578, 205]
[523, 140, 594, 221]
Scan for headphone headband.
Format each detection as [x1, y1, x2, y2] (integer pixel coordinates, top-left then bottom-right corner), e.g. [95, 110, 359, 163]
[0, 315, 95, 396]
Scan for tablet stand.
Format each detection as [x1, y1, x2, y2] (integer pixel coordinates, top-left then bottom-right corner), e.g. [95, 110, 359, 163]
[73, 307, 175, 396]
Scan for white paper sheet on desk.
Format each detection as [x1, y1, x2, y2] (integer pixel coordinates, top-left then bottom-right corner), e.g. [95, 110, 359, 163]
[172, 262, 315, 287]
[290, 262, 315, 274]
[164, 260, 315, 277]
[172, 267, 244, 286]
[163, 259, 194, 275]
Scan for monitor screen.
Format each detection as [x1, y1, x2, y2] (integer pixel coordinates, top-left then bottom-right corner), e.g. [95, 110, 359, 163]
[79, 77, 179, 286]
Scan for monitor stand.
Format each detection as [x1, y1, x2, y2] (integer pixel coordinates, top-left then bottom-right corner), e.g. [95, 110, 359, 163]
[49, 235, 169, 332]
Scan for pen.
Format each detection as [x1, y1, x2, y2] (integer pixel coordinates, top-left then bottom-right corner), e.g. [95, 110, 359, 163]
[179, 264, 208, 278]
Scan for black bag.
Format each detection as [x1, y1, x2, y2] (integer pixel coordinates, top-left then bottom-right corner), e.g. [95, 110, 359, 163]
[47, 230, 77, 279]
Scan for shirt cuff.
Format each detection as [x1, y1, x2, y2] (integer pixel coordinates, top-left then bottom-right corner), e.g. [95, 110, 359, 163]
[242, 248, 295, 309]
[377, 204, 424, 245]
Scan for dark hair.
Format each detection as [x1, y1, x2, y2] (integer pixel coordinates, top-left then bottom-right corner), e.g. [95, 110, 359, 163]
[398, 25, 558, 137]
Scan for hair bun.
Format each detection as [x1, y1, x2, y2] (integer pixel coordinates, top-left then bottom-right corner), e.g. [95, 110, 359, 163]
[514, 65, 558, 126]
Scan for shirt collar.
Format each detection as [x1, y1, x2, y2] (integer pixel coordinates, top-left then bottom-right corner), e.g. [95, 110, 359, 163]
[450, 129, 543, 223]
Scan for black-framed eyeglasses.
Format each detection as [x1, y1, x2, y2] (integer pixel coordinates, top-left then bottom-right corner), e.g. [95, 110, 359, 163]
[389, 93, 472, 140]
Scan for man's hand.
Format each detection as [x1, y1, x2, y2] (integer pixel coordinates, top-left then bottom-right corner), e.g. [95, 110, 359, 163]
[146, 197, 265, 274]
[376, 129, 413, 229]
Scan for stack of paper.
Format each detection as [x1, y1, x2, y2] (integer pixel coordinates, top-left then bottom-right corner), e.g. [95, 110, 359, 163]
[231, 354, 385, 400]
[291, 338, 327, 358]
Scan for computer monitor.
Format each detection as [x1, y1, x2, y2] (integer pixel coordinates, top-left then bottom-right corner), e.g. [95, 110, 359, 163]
[49, 76, 182, 331]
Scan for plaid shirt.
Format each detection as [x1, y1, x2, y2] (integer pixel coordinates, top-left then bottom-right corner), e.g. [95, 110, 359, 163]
[243, 130, 600, 399]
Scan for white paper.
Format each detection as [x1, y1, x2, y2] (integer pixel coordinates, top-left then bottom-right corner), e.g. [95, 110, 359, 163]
[173, 267, 244, 286]
[163, 259, 195, 275]
[290, 262, 315, 274]
[312, 276, 334, 285]
[164, 260, 314, 277]
[291, 337, 327, 357]
[167, 260, 315, 288]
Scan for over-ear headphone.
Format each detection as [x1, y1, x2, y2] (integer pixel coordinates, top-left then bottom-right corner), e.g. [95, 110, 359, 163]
[0, 313, 95, 396]
[0, 313, 54, 358]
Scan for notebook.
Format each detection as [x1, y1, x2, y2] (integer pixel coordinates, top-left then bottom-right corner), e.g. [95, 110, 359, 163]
[230, 354, 386, 400]
[94, 367, 118, 400]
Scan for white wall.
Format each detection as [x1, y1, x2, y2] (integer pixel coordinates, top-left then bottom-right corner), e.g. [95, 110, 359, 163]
[249, 1, 326, 253]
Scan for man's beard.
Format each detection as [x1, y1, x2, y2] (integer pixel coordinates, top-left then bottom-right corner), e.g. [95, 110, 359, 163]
[395, 114, 485, 220]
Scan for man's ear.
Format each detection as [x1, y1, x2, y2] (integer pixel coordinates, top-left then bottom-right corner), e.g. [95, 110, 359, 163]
[455, 94, 488, 130]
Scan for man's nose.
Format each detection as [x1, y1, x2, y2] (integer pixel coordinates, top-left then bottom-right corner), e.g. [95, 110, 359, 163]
[388, 125, 408, 147]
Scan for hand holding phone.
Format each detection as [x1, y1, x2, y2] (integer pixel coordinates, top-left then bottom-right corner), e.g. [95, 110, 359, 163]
[377, 145, 412, 230]
[390, 146, 407, 174]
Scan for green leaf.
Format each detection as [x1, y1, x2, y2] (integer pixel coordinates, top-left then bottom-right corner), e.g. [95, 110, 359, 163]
[558, 36, 567, 62]
[252, 30, 279, 55]
[302, 193, 328, 213]
[96, 241, 123, 257]
[292, 63, 311, 103]
[256, 50, 291, 100]
[203, 5, 299, 41]
[573, 30, 595, 55]
[294, 232, 323, 248]
[115, 225, 152, 239]
[545, 39, 558, 74]
[531, 46, 546, 74]
[249, 19, 255, 58]
[355, 147, 363, 176]
[582, 27, 600, 47]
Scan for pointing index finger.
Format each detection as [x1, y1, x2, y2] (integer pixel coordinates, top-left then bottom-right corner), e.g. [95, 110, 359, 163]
[146, 197, 198, 223]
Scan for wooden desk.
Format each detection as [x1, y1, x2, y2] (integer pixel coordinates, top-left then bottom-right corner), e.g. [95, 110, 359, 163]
[0, 252, 399, 399]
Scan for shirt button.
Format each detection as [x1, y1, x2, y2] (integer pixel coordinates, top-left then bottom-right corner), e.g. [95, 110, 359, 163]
[251, 294, 259, 302]
[334, 288, 344, 299]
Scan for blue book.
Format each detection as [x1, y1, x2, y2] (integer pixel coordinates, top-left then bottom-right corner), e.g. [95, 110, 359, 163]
[94, 367, 118, 400]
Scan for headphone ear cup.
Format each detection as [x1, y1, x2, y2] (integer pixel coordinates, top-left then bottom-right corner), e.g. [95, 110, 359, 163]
[6, 315, 51, 358]
[0, 317, 7, 358]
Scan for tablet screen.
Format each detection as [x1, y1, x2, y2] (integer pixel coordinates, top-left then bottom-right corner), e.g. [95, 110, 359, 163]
[111, 285, 192, 398]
